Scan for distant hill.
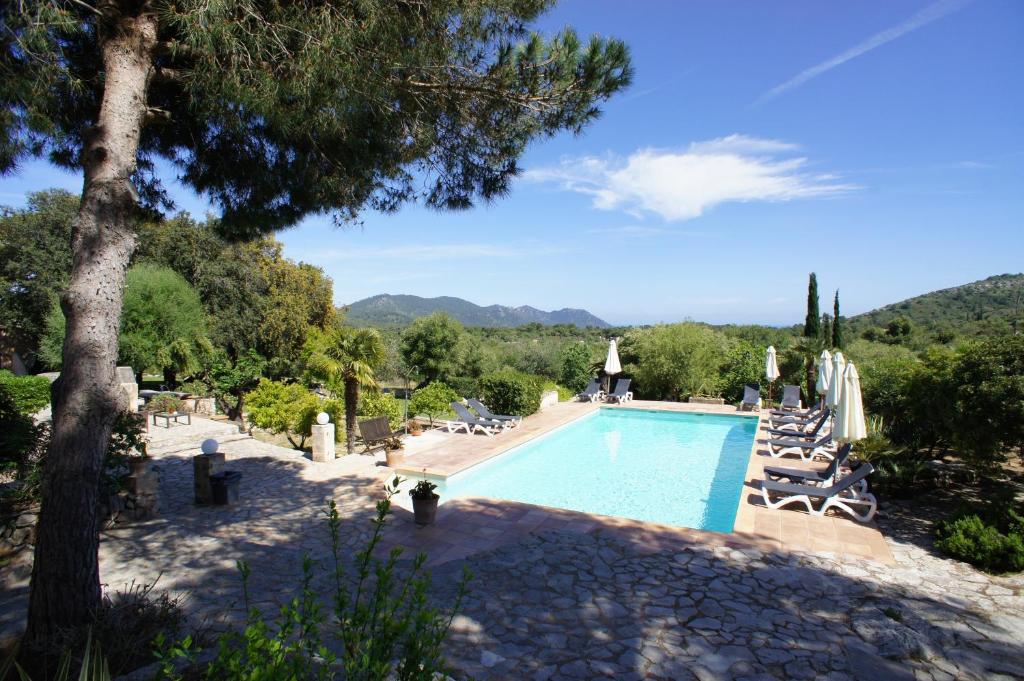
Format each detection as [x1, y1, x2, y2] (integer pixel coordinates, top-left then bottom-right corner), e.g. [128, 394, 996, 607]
[344, 294, 609, 328]
[848, 274, 1024, 337]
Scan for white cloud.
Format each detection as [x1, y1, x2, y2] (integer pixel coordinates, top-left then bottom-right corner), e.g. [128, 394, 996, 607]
[757, 0, 974, 104]
[526, 135, 855, 222]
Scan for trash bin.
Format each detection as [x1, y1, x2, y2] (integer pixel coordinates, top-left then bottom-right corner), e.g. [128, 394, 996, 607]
[210, 471, 242, 505]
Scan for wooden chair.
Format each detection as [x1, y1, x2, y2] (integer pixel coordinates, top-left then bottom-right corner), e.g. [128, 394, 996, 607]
[357, 416, 402, 454]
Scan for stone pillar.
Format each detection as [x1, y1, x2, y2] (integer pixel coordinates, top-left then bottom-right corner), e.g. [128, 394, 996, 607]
[117, 365, 139, 412]
[311, 412, 336, 463]
[194, 439, 225, 504]
[124, 459, 161, 519]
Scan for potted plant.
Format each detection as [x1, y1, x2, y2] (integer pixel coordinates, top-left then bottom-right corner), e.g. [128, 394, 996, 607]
[409, 476, 439, 526]
[407, 418, 423, 436]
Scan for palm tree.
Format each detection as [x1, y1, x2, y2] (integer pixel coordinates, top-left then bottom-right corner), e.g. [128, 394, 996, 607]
[303, 327, 387, 453]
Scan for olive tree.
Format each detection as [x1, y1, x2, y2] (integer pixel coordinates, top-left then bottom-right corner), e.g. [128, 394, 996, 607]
[2, 0, 632, 651]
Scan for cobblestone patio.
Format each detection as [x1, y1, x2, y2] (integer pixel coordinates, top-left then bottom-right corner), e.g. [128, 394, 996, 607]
[1, 415, 1021, 680]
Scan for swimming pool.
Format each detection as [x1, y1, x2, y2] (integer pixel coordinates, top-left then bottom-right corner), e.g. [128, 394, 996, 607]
[436, 408, 758, 533]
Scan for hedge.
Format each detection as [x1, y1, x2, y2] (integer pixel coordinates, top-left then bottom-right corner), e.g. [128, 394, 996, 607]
[0, 370, 52, 415]
[479, 369, 545, 416]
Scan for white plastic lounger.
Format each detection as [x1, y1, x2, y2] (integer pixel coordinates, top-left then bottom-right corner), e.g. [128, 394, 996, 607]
[445, 402, 510, 437]
[467, 398, 521, 426]
[764, 444, 852, 488]
[761, 463, 877, 523]
[767, 433, 835, 461]
[577, 379, 605, 403]
[606, 378, 633, 404]
[765, 410, 831, 438]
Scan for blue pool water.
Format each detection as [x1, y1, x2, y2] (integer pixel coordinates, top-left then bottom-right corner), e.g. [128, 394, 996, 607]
[438, 408, 758, 533]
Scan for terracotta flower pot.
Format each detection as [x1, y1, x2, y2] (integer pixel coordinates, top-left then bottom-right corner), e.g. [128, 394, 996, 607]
[411, 495, 439, 526]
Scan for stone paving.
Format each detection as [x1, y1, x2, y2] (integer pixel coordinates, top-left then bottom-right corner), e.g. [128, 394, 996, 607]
[429, 524, 1024, 680]
[2, 415, 1022, 680]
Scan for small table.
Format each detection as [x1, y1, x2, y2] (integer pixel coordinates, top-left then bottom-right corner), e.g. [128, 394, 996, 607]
[153, 411, 191, 428]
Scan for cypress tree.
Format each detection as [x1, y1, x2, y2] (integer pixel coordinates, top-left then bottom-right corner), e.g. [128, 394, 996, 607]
[820, 313, 833, 348]
[2, 0, 633, 652]
[804, 273, 820, 338]
[833, 290, 844, 349]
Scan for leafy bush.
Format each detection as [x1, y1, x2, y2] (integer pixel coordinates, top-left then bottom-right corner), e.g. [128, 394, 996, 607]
[295, 397, 345, 444]
[0, 370, 51, 414]
[357, 390, 403, 431]
[558, 343, 592, 393]
[3, 413, 146, 518]
[718, 341, 764, 404]
[157, 482, 470, 679]
[409, 381, 459, 424]
[951, 335, 1024, 463]
[400, 312, 464, 384]
[144, 393, 184, 414]
[479, 369, 545, 416]
[244, 379, 320, 449]
[936, 500, 1024, 573]
[542, 380, 573, 402]
[444, 375, 479, 401]
[623, 323, 724, 400]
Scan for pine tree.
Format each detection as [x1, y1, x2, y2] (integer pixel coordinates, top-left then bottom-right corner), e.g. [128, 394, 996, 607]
[2, 0, 633, 652]
[833, 290, 844, 349]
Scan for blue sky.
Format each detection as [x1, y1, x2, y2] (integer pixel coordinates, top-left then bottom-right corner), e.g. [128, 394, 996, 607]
[3, 0, 1022, 325]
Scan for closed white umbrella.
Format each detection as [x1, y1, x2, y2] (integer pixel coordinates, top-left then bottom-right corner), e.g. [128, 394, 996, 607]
[816, 349, 833, 396]
[825, 351, 845, 409]
[765, 346, 780, 382]
[603, 339, 622, 394]
[834, 362, 867, 443]
[604, 339, 622, 375]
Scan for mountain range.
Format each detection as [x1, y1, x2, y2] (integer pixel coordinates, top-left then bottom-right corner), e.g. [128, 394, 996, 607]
[344, 294, 610, 328]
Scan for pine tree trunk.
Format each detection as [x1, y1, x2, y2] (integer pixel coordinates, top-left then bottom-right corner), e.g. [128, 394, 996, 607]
[21, 11, 157, 662]
[345, 378, 359, 454]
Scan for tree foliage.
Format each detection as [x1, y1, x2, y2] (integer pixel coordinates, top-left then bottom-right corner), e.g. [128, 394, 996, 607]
[401, 312, 465, 384]
[409, 381, 460, 425]
[558, 343, 593, 393]
[244, 379, 341, 449]
[303, 326, 387, 453]
[803, 273, 820, 339]
[41, 264, 212, 382]
[833, 290, 844, 349]
[0, 190, 76, 369]
[622, 323, 723, 400]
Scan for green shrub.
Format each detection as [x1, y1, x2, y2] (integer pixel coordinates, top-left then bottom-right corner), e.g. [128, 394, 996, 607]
[296, 397, 345, 444]
[409, 381, 459, 424]
[357, 390, 403, 431]
[144, 393, 184, 414]
[445, 375, 479, 400]
[542, 380, 573, 402]
[935, 512, 1024, 574]
[244, 379, 321, 449]
[0, 370, 51, 414]
[558, 343, 592, 393]
[479, 369, 545, 416]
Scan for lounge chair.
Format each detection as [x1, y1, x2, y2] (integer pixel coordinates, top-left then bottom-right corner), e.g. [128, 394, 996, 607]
[777, 384, 802, 411]
[770, 403, 819, 419]
[358, 415, 402, 454]
[606, 378, 633, 404]
[444, 402, 509, 437]
[767, 432, 835, 461]
[467, 398, 521, 426]
[765, 409, 831, 438]
[768, 406, 825, 427]
[761, 463, 877, 522]
[764, 444, 852, 487]
[577, 379, 604, 403]
[740, 383, 761, 411]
